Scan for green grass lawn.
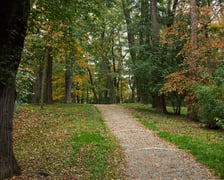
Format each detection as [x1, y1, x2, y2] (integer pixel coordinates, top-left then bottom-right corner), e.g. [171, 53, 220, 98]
[122, 103, 224, 179]
[12, 104, 126, 179]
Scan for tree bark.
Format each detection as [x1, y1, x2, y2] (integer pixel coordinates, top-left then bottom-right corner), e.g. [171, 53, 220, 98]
[150, 0, 168, 113]
[45, 46, 53, 104]
[0, 85, 21, 179]
[122, 0, 141, 102]
[64, 57, 73, 104]
[101, 31, 117, 104]
[40, 52, 48, 109]
[121, 0, 136, 62]
[190, 0, 198, 51]
[32, 68, 42, 104]
[64, 69, 73, 104]
[87, 67, 99, 104]
[0, 0, 30, 178]
[154, 95, 168, 114]
[135, 0, 150, 103]
[102, 58, 117, 104]
[187, 0, 198, 120]
[151, 0, 159, 45]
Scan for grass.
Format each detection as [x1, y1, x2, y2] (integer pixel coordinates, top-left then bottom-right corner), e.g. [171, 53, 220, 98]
[12, 104, 126, 179]
[122, 103, 224, 179]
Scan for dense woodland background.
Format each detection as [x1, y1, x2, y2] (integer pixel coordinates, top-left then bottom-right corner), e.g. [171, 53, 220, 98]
[17, 0, 224, 128]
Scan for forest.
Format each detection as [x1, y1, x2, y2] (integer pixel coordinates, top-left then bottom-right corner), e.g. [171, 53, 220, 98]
[16, 0, 224, 126]
[0, 0, 223, 179]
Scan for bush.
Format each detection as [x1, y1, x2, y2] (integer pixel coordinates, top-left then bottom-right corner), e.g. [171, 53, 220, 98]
[16, 65, 35, 105]
[194, 85, 224, 129]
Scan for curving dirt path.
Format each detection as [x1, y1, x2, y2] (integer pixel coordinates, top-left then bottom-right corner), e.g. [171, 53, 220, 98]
[95, 104, 219, 180]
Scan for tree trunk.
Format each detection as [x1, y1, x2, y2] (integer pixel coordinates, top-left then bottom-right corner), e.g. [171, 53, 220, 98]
[101, 31, 116, 104]
[32, 68, 42, 104]
[86, 87, 89, 104]
[45, 47, 53, 104]
[122, 0, 144, 103]
[151, 0, 159, 45]
[87, 67, 99, 104]
[40, 53, 48, 109]
[150, 0, 168, 113]
[112, 37, 119, 103]
[154, 95, 168, 114]
[190, 0, 197, 51]
[0, 0, 30, 178]
[64, 59, 73, 104]
[121, 0, 136, 62]
[0, 84, 21, 179]
[120, 78, 123, 102]
[136, 79, 143, 103]
[103, 59, 117, 104]
[187, 0, 198, 120]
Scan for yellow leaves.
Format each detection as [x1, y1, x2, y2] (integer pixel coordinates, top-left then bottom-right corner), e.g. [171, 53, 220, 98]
[53, 72, 64, 102]
[73, 73, 89, 87]
[76, 59, 88, 69]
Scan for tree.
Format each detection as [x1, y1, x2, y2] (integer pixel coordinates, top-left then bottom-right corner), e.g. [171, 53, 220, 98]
[161, 0, 224, 124]
[45, 46, 53, 104]
[150, 0, 167, 114]
[121, 0, 140, 102]
[0, 0, 30, 178]
[186, 0, 198, 120]
[64, 56, 73, 104]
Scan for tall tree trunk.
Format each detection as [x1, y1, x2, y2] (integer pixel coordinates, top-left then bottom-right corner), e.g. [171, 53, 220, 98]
[151, 0, 168, 114]
[32, 68, 42, 104]
[128, 74, 136, 102]
[137, 2, 144, 104]
[121, 0, 136, 62]
[40, 53, 48, 110]
[86, 87, 89, 104]
[45, 46, 53, 104]
[0, 85, 21, 179]
[64, 58, 73, 104]
[0, 0, 30, 178]
[153, 94, 167, 114]
[122, 0, 142, 102]
[190, 0, 198, 52]
[87, 67, 99, 104]
[101, 31, 116, 104]
[187, 0, 198, 120]
[102, 58, 117, 104]
[120, 78, 123, 103]
[151, 0, 159, 45]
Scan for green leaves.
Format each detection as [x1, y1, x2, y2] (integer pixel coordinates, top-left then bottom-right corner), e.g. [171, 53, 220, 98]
[16, 65, 35, 105]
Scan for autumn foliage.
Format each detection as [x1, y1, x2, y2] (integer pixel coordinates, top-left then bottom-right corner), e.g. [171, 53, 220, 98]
[161, 3, 224, 126]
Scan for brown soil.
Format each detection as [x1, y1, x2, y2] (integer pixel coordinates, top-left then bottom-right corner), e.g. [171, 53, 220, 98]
[95, 104, 219, 180]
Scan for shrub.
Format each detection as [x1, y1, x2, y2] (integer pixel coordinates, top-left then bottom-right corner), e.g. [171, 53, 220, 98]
[16, 65, 35, 105]
[194, 84, 224, 129]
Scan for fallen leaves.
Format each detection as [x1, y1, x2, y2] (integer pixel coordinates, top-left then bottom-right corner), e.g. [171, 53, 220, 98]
[11, 104, 126, 179]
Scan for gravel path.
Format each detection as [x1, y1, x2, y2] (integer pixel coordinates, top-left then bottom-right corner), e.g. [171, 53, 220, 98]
[95, 104, 219, 180]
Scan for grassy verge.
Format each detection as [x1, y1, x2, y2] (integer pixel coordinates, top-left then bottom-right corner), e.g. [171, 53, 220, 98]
[122, 103, 224, 179]
[12, 104, 126, 179]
